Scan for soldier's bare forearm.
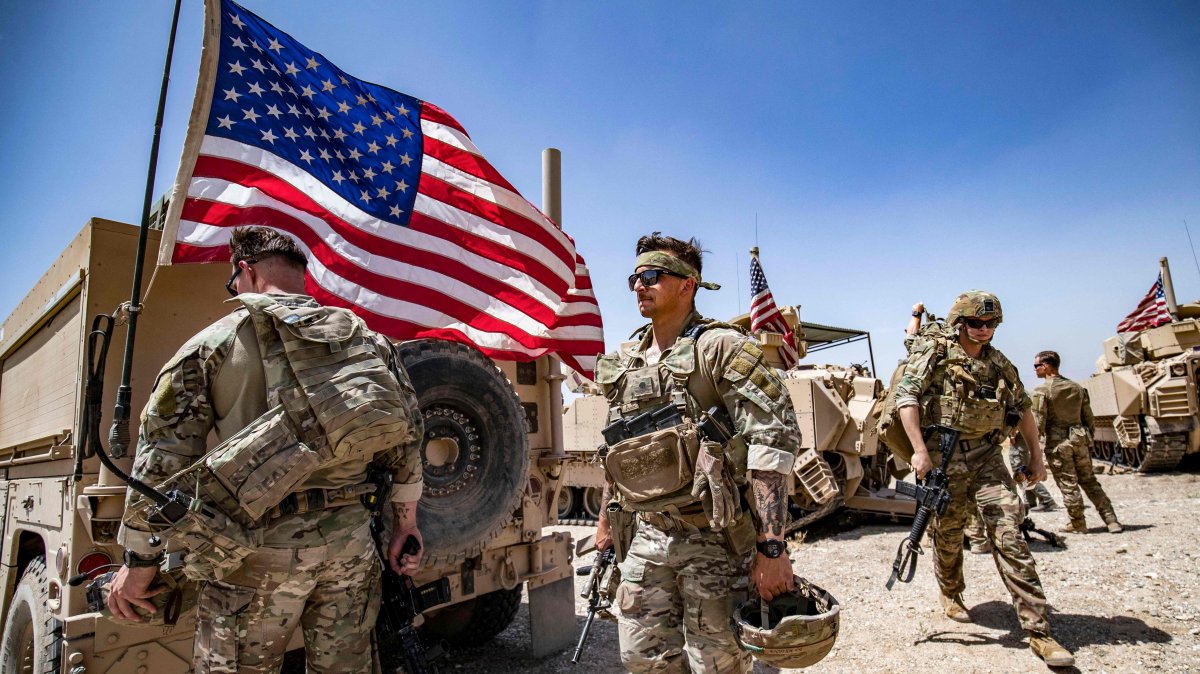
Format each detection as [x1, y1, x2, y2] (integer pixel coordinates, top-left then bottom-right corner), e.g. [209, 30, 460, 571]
[750, 470, 787, 539]
[392, 501, 417, 529]
[597, 481, 613, 525]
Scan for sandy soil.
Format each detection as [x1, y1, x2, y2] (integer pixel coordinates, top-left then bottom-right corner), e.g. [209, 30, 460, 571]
[437, 468, 1200, 674]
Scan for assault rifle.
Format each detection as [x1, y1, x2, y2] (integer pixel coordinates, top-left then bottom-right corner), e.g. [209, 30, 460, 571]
[571, 546, 616, 664]
[601, 403, 683, 446]
[886, 425, 960, 590]
[365, 468, 452, 674]
[1011, 465, 1067, 549]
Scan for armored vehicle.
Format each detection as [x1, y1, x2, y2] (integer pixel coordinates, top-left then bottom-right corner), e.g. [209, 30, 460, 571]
[0, 219, 576, 673]
[1085, 309, 1200, 472]
[558, 307, 915, 530]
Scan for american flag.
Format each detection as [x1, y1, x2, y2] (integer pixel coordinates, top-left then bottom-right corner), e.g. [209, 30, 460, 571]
[1116, 273, 1173, 333]
[749, 253, 797, 369]
[159, 0, 604, 376]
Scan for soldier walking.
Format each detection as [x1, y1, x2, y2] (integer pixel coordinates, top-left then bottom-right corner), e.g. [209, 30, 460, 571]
[108, 227, 426, 673]
[893, 291, 1074, 667]
[592, 232, 802, 673]
[1033, 351, 1122, 534]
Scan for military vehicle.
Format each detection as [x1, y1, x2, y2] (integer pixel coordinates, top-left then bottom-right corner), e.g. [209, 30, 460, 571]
[0, 218, 577, 673]
[558, 306, 916, 530]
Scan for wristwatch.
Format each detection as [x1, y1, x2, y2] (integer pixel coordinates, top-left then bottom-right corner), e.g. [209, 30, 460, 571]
[912, 310, 923, 317]
[756, 538, 786, 559]
[123, 549, 163, 568]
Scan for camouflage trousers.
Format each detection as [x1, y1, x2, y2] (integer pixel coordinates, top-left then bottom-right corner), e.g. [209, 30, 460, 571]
[930, 443, 1051, 635]
[1046, 430, 1118, 527]
[1007, 443, 1057, 508]
[615, 518, 753, 673]
[193, 519, 380, 673]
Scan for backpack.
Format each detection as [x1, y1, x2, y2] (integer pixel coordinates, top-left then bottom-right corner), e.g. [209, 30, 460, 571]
[876, 321, 951, 464]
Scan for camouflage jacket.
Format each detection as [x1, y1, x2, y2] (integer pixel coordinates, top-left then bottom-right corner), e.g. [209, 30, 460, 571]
[594, 312, 799, 480]
[118, 294, 423, 554]
[1033, 374, 1094, 435]
[893, 336, 1031, 439]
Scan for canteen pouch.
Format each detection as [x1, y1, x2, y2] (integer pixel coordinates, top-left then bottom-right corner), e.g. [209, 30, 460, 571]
[604, 423, 699, 505]
[206, 403, 329, 522]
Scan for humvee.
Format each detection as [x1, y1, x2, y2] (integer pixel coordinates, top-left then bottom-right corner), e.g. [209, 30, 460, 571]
[0, 219, 576, 673]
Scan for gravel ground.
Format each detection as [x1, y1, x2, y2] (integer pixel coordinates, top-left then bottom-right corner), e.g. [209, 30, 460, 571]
[435, 468, 1199, 674]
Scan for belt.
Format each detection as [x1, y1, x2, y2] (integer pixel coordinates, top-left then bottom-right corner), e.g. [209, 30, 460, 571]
[639, 506, 710, 532]
[957, 436, 994, 452]
[267, 483, 377, 521]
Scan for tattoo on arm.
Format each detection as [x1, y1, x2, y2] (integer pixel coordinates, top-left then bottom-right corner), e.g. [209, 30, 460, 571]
[751, 470, 787, 538]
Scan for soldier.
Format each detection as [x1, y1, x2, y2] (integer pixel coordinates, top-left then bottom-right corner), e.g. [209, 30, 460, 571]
[592, 232, 801, 673]
[894, 291, 1073, 667]
[1033, 350, 1122, 534]
[107, 227, 426, 673]
[1010, 431, 1059, 511]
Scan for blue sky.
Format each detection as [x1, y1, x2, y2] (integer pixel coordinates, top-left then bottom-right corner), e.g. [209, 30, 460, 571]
[0, 0, 1197, 382]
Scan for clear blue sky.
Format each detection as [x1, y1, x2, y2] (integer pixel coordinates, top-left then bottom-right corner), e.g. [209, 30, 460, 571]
[1, 0, 1197, 381]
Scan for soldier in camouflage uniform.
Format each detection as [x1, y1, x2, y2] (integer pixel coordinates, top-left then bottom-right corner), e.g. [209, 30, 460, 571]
[1010, 432, 1059, 511]
[1033, 350, 1121, 534]
[592, 233, 801, 673]
[108, 227, 425, 673]
[894, 290, 1073, 667]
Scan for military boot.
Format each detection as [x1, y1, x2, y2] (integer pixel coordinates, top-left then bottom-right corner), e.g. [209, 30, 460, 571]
[1028, 633, 1074, 667]
[1106, 521, 1124, 533]
[940, 593, 972, 623]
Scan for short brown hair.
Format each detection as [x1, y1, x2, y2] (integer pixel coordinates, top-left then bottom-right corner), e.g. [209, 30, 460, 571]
[635, 232, 704, 276]
[229, 226, 307, 269]
[1036, 350, 1060, 369]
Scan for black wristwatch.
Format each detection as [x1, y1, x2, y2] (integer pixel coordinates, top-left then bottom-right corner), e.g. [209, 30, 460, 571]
[912, 310, 923, 317]
[756, 539, 786, 559]
[123, 550, 163, 568]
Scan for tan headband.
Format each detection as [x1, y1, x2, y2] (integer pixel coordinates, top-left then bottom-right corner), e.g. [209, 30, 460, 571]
[635, 251, 721, 291]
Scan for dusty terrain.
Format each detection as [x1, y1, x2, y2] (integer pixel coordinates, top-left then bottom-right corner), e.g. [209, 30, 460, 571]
[440, 468, 1199, 673]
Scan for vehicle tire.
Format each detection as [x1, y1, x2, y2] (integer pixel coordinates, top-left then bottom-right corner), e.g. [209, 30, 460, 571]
[557, 486, 578, 520]
[398, 340, 530, 563]
[582, 486, 604, 520]
[0, 557, 62, 674]
[420, 586, 523, 647]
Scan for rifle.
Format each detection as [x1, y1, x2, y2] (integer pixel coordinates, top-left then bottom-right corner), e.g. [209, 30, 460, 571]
[571, 546, 616, 664]
[1019, 517, 1067, 548]
[365, 468, 452, 674]
[601, 402, 684, 446]
[886, 425, 960, 590]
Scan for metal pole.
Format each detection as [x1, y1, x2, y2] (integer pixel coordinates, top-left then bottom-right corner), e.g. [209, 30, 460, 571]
[1160, 257, 1179, 320]
[542, 148, 566, 459]
[108, 0, 185, 458]
[866, 333, 877, 378]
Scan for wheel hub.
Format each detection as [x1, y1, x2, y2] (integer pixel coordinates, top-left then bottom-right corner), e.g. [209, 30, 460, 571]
[422, 404, 483, 497]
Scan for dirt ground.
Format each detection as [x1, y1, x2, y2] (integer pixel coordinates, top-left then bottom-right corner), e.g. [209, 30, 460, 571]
[438, 468, 1199, 674]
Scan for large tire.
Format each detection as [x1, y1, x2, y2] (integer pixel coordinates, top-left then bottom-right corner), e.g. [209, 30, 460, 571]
[398, 340, 530, 563]
[420, 587, 523, 647]
[0, 558, 62, 674]
[557, 486, 579, 520]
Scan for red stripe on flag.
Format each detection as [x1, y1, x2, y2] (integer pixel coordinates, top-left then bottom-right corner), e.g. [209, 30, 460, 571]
[419, 102, 468, 136]
[423, 136, 518, 195]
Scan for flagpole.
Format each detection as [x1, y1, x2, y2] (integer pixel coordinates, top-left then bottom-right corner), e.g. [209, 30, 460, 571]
[108, 0, 185, 458]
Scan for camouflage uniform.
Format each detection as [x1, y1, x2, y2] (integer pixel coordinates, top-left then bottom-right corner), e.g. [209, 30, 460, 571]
[1033, 375, 1118, 529]
[595, 312, 800, 674]
[118, 294, 424, 673]
[893, 338, 1052, 635]
[1010, 436, 1058, 509]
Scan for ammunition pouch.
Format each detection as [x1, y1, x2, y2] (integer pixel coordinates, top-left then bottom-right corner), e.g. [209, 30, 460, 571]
[925, 395, 1005, 439]
[605, 421, 701, 510]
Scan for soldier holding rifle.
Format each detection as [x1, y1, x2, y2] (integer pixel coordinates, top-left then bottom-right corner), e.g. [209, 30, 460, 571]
[893, 291, 1074, 667]
[590, 233, 804, 673]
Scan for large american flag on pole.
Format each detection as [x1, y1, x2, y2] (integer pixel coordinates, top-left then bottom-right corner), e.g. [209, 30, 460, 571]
[1116, 273, 1172, 333]
[159, 0, 604, 376]
[749, 252, 798, 369]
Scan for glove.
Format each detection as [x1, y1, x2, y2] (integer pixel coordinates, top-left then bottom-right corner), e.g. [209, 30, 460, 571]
[692, 442, 739, 530]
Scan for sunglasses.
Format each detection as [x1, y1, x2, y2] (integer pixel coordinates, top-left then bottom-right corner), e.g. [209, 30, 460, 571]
[1034, 362, 1046, 368]
[963, 317, 999, 329]
[627, 268, 688, 291]
[225, 258, 258, 296]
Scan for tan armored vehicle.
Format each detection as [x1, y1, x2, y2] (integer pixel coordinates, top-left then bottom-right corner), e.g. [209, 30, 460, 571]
[0, 219, 576, 673]
[559, 307, 915, 530]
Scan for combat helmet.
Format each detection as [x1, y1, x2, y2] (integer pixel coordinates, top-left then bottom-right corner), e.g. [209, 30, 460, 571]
[947, 290, 1003, 326]
[731, 575, 840, 668]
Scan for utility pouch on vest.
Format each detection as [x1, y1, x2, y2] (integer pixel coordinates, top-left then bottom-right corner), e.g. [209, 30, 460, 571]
[927, 395, 1005, 438]
[606, 504, 635, 564]
[1068, 425, 1092, 449]
[144, 490, 262, 581]
[721, 508, 757, 557]
[206, 404, 330, 522]
[605, 422, 699, 506]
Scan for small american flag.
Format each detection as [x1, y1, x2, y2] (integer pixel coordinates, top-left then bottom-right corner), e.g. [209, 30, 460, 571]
[1116, 274, 1172, 333]
[749, 253, 797, 369]
[159, 0, 604, 376]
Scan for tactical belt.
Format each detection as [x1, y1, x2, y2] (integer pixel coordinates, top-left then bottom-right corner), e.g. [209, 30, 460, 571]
[267, 483, 377, 521]
[639, 506, 709, 533]
[956, 436, 994, 452]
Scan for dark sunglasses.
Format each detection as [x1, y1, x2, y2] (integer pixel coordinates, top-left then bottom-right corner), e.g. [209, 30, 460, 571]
[627, 268, 688, 291]
[225, 259, 258, 296]
[1033, 362, 1046, 368]
[963, 317, 999, 329]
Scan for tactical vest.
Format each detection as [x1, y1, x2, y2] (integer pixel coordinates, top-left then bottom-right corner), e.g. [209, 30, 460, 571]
[593, 321, 750, 518]
[147, 294, 414, 580]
